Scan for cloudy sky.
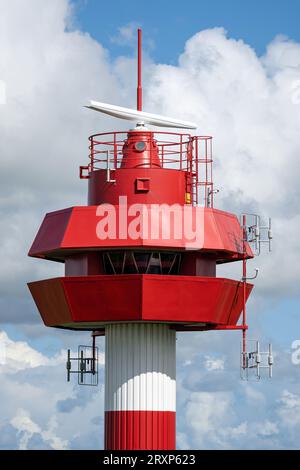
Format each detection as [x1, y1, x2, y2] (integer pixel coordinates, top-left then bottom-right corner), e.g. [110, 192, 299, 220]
[0, 0, 300, 449]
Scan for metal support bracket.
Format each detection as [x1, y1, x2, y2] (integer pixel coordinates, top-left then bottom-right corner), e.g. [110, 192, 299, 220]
[242, 268, 259, 281]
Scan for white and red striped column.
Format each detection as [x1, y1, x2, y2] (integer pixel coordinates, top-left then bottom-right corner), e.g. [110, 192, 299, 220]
[104, 323, 176, 450]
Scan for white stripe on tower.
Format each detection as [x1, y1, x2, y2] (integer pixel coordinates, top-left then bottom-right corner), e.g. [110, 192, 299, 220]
[104, 323, 176, 450]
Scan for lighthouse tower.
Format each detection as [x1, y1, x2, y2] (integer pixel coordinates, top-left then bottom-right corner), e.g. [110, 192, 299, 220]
[28, 30, 255, 450]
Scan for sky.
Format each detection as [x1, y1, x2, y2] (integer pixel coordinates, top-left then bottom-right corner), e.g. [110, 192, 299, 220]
[0, 0, 300, 450]
[73, 0, 300, 62]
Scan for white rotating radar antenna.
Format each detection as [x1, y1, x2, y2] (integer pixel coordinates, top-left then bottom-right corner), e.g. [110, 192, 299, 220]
[85, 29, 197, 131]
[85, 100, 197, 130]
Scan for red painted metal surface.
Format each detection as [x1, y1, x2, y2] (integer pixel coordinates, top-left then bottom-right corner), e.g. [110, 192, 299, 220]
[88, 168, 185, 206]
[86, 131, 212, 207]
[29, 208, 73, 259]
[27, 275, 253, 329]
[105, 411, 175, 450]
[121, 131, 161, 169]
[28, 206, 253, 260]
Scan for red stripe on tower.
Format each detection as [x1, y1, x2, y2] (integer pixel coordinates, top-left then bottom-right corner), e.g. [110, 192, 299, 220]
[104, 323, 176, 450]
[105, 411, 175, 450]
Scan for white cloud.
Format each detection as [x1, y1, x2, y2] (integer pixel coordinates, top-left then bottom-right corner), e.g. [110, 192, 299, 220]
[0, 330, 105, 449]
[204, 355, 225, 371]
[277, 390, 300, 427]
[255, 420, 279, 437]
[184, 391, 248, 449]
[176, 331, 300, 449]
[181, 387, 295, 449]
[10, 408, 69, 450]
[183, 359, 192, 367]
[185, 392, 227, 436]
[110, 22, 139, 47]
[11, 408, 41, 450]
[0, 79, 6, 104]
[0, 330, 65, 371]
[243, 384, 266, 405]
[185, 391, 229, 446]
[0, 330, 104, 373]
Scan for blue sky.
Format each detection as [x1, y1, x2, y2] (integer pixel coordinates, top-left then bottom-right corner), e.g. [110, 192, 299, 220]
[74, 0, 300, 61]
[0, 0, 300, 450]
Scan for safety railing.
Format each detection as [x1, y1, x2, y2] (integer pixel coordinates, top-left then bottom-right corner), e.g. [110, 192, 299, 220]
[80, 131, 214, 207]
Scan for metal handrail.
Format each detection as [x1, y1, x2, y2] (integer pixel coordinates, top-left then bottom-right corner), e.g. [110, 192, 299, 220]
[83, 131, 214, 207]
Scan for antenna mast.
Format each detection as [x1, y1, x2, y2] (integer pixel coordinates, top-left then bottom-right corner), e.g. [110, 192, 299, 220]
[137, 28, 142, 111]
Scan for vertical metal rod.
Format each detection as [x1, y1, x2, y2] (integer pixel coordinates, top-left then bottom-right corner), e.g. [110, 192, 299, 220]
[67, 349, 71, 382]
[195, 137, 198, 206]
[256, 214, 259, 254]
[242, 214, 247, 368]
[137, 29, 142, 111]
[269, 217, 272, 251]
[91, 137, 94, 171]
[205, 138, 208, 208]
[106, 150, 110, 183]
[92, 334, 96, 375]
[179, 134, 182, 171]
[150, 132, 153, 167]
[80, 350, 84, 384]
[210, 138, 213, 208]
[257, 341, 260, 379]
[113, 133, 117, 169]
[268, 343, 273, 378]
